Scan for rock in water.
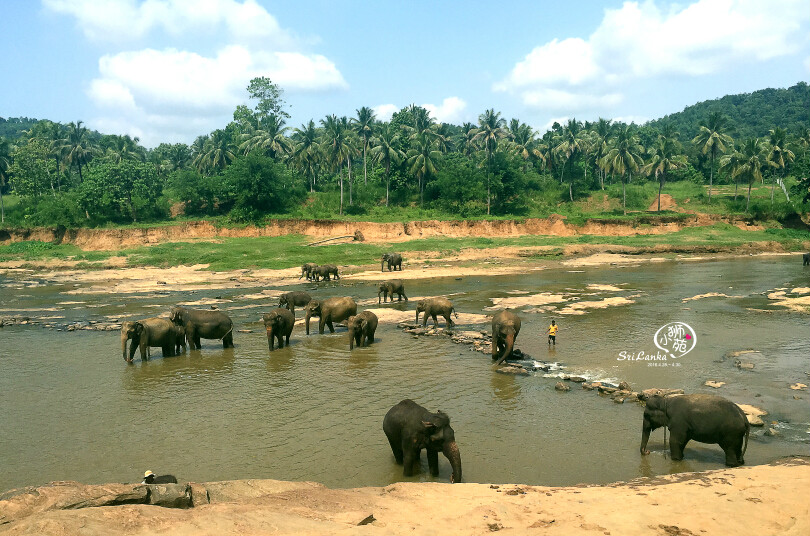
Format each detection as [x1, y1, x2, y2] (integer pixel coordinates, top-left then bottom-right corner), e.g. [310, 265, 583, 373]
[555, 382, 570, 392]
[705, 380, 726, 388]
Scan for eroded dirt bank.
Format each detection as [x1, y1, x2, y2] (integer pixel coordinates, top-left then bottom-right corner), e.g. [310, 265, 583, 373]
[0, 214, 761, 250]
[1, 458, 808, 535]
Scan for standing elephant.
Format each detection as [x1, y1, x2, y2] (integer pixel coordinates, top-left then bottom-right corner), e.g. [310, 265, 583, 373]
[279, 291, 312, 314]
[803, 253, 809, 266]
[415, 297, 457, 327]
[304, 297, 357, 334]
[640, 393, 750, 467]
[263, 308, 295, 350]
[170, 306, 234, 350]
[300, 263, 318, 280]
[383, 399, 462, 483]
[347, 311, 378, 349]
[313, 264, 340, 281]
[491, 310, 521, 365]
[378, 280, 407, 303]
[121, 317, 181, 363]
[381, 252, 402, 271]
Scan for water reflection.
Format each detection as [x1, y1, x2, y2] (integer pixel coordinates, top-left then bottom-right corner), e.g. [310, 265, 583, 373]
[122, 348, 236, 392]
[490, 372, 521, 409]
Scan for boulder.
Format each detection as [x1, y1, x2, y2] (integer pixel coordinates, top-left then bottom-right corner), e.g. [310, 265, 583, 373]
[582, 383, 596, 391]
[189, 482, 209, 506]
[147, 484, 192, 508]
[570, 376, 587, 383]
[764, 428, 779, 437]
[618, 381, 630, 391]
[735, 360, 755, 370]
[555, 382, 570, 392]
[789, 383, 808, 391]
[496, 366, 530, 377]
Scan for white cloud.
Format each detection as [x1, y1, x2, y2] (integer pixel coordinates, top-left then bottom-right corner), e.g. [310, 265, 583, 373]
[423, 96, 467, 124]
[373, 104, 399, 122]
[497, 0, 810, 116]
[43, 0, 297, 47]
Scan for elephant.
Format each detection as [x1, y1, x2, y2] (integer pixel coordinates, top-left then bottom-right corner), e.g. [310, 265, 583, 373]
[170, 306, 234, 350]
[378, 279, 407, 303]
[120, 317, 183, 362]
[381, 252, 403, 272]
[300, 262, 318, 280]
[640, 393, 750, 467]
[415, 297, 457, 327]
[279, 291, 312, 314]
[313, 264, 340, 281]
[347, 310, 378, 349]
[491, 310, 521, 365]
[803, 253, 809, 266]
[263, 308, 295, 350]
[304, 296, 357, 334]
[383, 399, 462, 483]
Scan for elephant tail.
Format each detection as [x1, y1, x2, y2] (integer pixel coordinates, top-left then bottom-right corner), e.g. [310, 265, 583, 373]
[453, 307, 459, 319]
[742, 421, 750, 457]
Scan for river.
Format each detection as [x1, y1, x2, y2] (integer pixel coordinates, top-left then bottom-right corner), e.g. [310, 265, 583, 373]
[1, 256, 808, 491]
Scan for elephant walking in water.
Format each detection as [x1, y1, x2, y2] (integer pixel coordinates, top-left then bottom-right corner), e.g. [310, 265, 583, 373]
[378, 280, 407, 303]
[304, 297, 357, 334]
[279, 291, 312, 314]
[640, 393, 749, 467]
[491, 310, 521, 365]
[121, 318, 185, 363]
[383, 399, 462, 483]
[263, 308, 295, 350]
[415, 297, 457, 327]
[347, 311, 378, 349]
[170, 306, 234, 350]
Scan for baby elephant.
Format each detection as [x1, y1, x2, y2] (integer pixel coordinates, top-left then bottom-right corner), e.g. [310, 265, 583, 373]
[263, 308, 295, 350]
[640, 393, 750, 467]
[381, 252, 402, 271]
[378, 279, 407, 303]
[415, 297, 457, 327]
[383, 399, 462, 483]
[279, 291, 312, 314]
[347, 310, 378, 349]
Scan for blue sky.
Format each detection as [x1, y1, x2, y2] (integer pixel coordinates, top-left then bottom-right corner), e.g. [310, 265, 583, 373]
[1, 0, 808, 147]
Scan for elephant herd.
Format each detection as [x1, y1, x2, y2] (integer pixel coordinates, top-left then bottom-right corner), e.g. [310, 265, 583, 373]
[119, 252, 751, 483]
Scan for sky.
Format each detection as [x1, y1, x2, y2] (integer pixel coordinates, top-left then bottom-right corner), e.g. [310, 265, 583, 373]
[1, 0, 808, 148]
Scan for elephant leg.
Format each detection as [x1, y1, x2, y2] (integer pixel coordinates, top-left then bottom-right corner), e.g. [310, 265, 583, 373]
[720, 437, 744, 467]
[403, 448, 419, 476]
[326, 320, 335, 333]
[445, 314, 454, 327]
[491, 337, 498, 358]
[139, 341, 149, 361]
[668, 431, 688, 461]
[319, 318, 326, 334]
[431, 314, 439, 327]
[162, 345, 172, 357]
[285, 334, 290, 346]
[223, 331, 234, 348]
[194, 335, 202, 349]
[388, 436, 404, 464]
[427, 448, 440, 476]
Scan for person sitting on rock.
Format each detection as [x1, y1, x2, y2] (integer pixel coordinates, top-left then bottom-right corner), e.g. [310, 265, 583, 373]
[142, 470, 178, 484]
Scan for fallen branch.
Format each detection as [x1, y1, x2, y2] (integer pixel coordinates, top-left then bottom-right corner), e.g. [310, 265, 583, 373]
[306, 230, 365, 246]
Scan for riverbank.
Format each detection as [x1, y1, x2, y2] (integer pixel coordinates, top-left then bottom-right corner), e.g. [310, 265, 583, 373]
[1, 457, 808, 535]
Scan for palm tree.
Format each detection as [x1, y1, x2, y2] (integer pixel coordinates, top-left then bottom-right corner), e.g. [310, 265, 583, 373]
[590, 118, 612, 190]
[797, 126, 810, 170]
[471, 109, 507, 215]
[291, 120, 321, 192]
[433, 123, 455, 154]
[194, 130, 235, 174]
[766, 127, 794, 204]
[353, 107, 376, 185]
[459, 122, 478, 157]
[721, 138, 765, 212]
[320, 115, 351, 215]
[60, 120, 95, 183]
[554, 119, 590, 201]
[0, 137, 12, 222]
[238, 116, 292, 160]
[370, 123, 404, 207]
[603, 125, 644, 215]
[507, 119, 537, 171]
[104, 134, 144, 163]
[692, 112, 733, 202]
[644, 129, 687, 212]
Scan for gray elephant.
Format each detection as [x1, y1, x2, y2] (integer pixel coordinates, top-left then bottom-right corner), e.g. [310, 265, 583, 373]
[313, 264, 340, 281]
[491, 310, 521, 365]
[803, 253, 809, 266]
[415, 297, 457, 327]
[381, 252, 402, 271]
[383, 399, 462, 483]
[304, 296, 357, 334]
[640, 393, 750, 467]
[120, 317, 183, 362]
[300, 262, 318, 280]
[347, 310, 378, 349]
[279, 291, 312, 314]
[378, 279, 407, 303]
[170, 306, 234, 350]
[263, 308, 295, 350]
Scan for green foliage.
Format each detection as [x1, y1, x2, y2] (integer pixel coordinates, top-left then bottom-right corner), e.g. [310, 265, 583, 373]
[427, 153, 486, 216]
[166, 169, 220, 216]
[219, 153, 306, 222]
[21, 192, 85, 226]
[78, 160, 166, 223]
[8, 138, 59, 197]
[489, 151, 529, 215]
[0, 117, 41, 139]
[246, 77, 290, 123]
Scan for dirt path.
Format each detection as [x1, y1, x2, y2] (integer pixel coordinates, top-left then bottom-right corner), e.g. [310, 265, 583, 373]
[2, 458, 808, 535]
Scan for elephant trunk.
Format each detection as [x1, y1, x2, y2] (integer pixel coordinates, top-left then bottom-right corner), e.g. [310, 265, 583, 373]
[495, 332, 515, 365]
[305, 313, 311, 335]
[640, 420, 652, 454]
[415, 310, 420, 323]
[266, 327, 274, 350]
[349, 328, 355, 349]
[121, 333, 130, 362]
[443, 441, 462, 483]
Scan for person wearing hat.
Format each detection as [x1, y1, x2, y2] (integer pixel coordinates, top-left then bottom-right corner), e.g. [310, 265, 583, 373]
[142, 470, 178, 484]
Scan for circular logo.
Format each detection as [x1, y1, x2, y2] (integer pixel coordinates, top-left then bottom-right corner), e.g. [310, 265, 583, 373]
[653, 322, 697, 359]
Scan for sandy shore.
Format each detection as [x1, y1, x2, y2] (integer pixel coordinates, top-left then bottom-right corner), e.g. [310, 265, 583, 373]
[1, 457, 808, 535]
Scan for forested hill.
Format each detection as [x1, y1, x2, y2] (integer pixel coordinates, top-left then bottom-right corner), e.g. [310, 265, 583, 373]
[648, 81, 809, 141]
[0, 117, 40, 139]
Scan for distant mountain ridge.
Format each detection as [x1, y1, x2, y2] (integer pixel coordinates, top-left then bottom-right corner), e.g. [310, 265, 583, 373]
[647, 81, 809, 141]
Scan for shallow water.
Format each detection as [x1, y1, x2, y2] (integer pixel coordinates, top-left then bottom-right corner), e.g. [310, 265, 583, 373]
[1, 256, 808, 491]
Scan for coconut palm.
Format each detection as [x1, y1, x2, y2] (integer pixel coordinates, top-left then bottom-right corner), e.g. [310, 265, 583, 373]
[353, 107, 376, 185]
[721, 138, 766, 212]
[238, 116, 292, 160]
[103, 134, 144, 163]
[320, 115, 352, 215]
[766, 127, 794, 204]
[291, 120, 321, 193]
[554, 119, 590, 201]
[433, 123, 455, 154]
[603, 125, 644, 215]
[0, 137, 12, 222]
[194, 130, 236, 174]
[459, 122, 478, 157]
[692, 112, 733, 202]
[369, 123, 404, 207]
[471, 109, 507, 215]
[644, 130, 687, 212]
[507, 119, 538, 171]
[406, 130, 441, 207]
[590, 118, 613, 190]
[60, 120, 95, 183]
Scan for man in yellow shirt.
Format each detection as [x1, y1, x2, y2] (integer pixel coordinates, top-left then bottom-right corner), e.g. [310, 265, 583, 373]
[547, 320, 558, 346]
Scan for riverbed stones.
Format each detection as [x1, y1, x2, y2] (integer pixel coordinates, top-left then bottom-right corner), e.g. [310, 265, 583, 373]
[735, 360, 755, 370]
[736, 404, 767, 427]
[618, 381, 630, 391]
[789, 383, 808, 390]
[146, 483, 192, 508]
[764, 427, 780, 437]
[497, 365, 530, 376]
[705, 380, 726, 388]
[641, 388, 685, 399]
[555, 382, 570, 392]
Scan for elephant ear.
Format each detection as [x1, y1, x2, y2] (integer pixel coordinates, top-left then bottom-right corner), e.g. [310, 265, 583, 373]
[134, 322, 144, 336]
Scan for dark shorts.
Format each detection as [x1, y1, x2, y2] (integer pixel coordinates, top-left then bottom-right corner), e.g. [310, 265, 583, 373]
[548, 335, 556, 342]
